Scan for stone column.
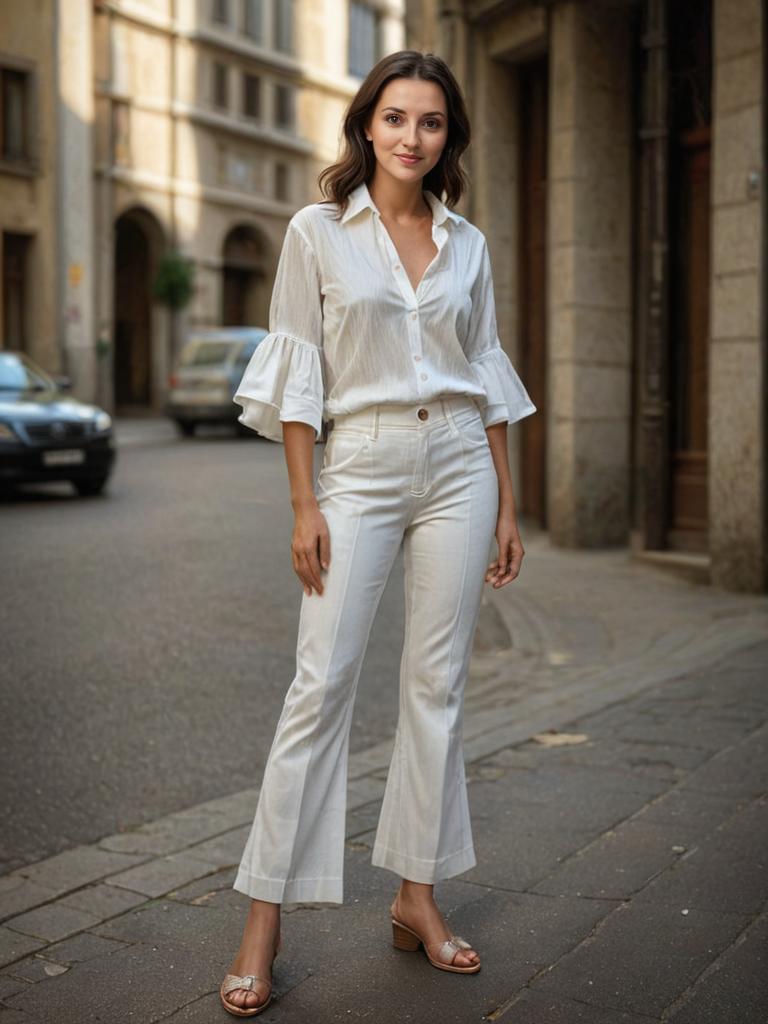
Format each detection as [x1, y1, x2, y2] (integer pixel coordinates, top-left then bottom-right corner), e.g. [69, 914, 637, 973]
[709, 0, 767, 592]
[548, 1, 633, 546]
[56, 0, 95, 400]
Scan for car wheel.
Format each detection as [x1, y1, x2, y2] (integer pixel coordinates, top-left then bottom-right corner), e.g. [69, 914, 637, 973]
[73, 476, 109, 497]
[176, 420, 196, 437]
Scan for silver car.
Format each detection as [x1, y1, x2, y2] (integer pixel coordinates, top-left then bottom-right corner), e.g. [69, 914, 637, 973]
[165, 327, 268, 437]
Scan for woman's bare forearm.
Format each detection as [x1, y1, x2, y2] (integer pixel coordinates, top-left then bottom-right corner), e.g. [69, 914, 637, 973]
[283, 421, 319, 511]
[485, 421, 517, 516]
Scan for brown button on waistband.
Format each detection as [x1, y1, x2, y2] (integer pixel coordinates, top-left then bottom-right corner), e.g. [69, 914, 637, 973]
[417, 408, 429, 420]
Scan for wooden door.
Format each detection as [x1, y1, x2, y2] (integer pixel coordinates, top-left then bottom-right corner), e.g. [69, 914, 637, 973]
[518, 57, 548, 526]
[668, 125, 710, 545]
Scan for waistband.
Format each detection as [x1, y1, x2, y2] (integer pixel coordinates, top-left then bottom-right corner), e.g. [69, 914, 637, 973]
[329, 394, 481, 435]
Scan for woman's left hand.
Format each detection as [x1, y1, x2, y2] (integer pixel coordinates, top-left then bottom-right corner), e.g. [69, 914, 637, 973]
[485, 510, 524, 588]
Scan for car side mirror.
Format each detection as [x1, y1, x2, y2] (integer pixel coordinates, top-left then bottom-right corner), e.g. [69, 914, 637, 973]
[53, 375, 72, 390]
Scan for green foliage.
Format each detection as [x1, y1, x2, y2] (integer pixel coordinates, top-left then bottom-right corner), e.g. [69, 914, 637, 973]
[152, 250, 195, 310]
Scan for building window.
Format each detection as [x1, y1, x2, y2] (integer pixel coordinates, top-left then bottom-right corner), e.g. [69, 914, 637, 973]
[273, 0, 293, 52]
[212, 0, 230, 25]
[3, 233, 31, 351]
[1, 67, 31, 165]
[242, 0, 263, 41]
[274, 161, 289, 201]
[213, 62, 229, 109]
[111, 101, 131, 166]
[242, 73, 261, 119]
[274, 83, 294, 130]
[348, 2, 380, 79]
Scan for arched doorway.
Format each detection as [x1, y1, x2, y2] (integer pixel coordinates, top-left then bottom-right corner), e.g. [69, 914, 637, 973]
[221, 224, 269, 327]
[113, 208, 163, 409]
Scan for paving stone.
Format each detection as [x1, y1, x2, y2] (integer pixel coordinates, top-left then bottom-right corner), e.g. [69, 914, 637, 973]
[461, 769, 661, 892]
[500, 988, 655, 1022]
[531, 818, 690, 899]
[0, 975, 29, 1000]
[2, 940, 219, 1024]
[515, 735, 713, 780]
[667, 913, 768, 1023]
[631, 787, 747, 841]
[95, 792, 260, 860]
[345, 801, 383, 838]
[0, 877, 59, 924]
[610, 711, 752, 752]
[57, 881, 148, 920]
[675, 722, 768, 798]
[3, 901, 100, 944]
[180, 825, 250, 865]
[0, 928, 45, 970]
[9, 846, 147, 898]
[42, 931, 129, 965]
[105, 852, 222, 898]
[347, 775, 387, 809]
[0, 952, 71, 984]
[634, 798, 768, 914]
[0, 1007, 34, 1023]
[532, 900, 750, 1017]
[163, 866, 239, 906]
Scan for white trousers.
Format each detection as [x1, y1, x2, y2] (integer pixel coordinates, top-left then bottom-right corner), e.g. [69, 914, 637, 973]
[233, 394, 499, 904]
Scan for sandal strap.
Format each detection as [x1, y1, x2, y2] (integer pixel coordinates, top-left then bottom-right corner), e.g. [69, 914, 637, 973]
[425, 934, 474, 964]
[221, 973, 272, 997]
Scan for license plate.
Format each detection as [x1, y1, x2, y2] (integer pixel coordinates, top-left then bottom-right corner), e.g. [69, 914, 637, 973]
[43, 449, 86, 466]
[174, 390, 224, 404]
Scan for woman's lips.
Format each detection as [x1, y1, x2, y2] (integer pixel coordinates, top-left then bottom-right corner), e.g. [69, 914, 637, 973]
[396, 154, 422, 165]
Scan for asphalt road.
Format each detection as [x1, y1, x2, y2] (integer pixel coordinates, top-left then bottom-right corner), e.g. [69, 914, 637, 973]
[0, 430, 406, 874]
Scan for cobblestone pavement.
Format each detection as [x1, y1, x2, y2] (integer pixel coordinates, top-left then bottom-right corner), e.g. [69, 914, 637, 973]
[1, 530, 767, 1023]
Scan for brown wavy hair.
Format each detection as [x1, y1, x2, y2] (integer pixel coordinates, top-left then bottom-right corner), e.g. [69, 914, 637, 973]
[317, 50, 471, 219]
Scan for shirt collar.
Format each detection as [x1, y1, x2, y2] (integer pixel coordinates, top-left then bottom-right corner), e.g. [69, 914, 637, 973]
[340, 179, 462, 227]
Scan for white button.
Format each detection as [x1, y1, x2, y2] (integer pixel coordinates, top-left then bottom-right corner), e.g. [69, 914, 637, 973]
[420, 373, 428, 381]
[394, 264, 401, 270]
[413, 355, 422, 361]
[410, 311, 417, 319]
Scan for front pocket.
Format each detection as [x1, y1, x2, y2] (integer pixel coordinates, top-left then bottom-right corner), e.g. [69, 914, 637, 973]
[457, 414, 490, 449]
[321, 429, 369, 474]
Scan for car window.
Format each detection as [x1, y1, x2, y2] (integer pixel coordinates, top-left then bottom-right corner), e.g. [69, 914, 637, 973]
[180, 341, 236, 367]
[0, 353, 52, 390]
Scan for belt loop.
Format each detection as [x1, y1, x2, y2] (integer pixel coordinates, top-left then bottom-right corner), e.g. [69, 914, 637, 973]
[372, 405, 380, 439]
[441, 397, 459, 436]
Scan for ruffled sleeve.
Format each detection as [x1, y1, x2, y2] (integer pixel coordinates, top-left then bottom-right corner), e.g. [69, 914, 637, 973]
[233, 219, 324, 442]
[465, 236, 537, 427]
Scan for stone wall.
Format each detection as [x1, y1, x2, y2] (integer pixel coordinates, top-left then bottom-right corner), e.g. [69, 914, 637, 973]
[547, 1, 633, 547]
[709, 0, 767, 591]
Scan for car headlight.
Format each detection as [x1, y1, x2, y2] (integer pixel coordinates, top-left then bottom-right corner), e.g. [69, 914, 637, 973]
[94, 412, 112, 432]
[0, 422, 18, 442]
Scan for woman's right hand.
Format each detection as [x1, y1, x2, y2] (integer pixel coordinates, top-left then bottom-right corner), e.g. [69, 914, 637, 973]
[291, 498, 331, 596]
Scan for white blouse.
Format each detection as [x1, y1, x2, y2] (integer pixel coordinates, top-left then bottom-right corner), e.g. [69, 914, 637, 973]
[233, 179, 536, 442]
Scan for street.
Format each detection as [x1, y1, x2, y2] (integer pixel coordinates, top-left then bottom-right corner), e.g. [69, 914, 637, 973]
[0, 429, 406, 874]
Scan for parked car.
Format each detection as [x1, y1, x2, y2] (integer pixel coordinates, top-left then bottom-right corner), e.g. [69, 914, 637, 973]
[165, 327, 269, 437]
[0, 350, 116, 496]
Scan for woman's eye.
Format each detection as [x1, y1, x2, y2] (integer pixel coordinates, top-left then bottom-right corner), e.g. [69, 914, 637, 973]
[384, 114, 442, 129]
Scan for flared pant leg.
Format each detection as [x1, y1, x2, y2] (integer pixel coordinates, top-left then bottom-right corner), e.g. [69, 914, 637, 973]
[233, 472, 405, 904]
[370, 419, 499, 882]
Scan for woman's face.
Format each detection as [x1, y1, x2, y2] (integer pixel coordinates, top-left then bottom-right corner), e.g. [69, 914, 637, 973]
[365, 77, 448, 186]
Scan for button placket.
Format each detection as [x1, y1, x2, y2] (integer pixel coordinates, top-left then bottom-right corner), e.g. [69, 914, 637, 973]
[374, 213, 448, 391]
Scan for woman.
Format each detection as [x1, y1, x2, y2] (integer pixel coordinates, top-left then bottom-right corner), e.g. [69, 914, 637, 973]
[220, 49, 536, 1017]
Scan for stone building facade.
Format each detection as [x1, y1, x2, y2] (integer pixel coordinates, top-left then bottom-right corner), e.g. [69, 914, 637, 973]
[415, 0, 766, 593]
[0, 2, 60, 369]
[92, 0, 405, 414]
